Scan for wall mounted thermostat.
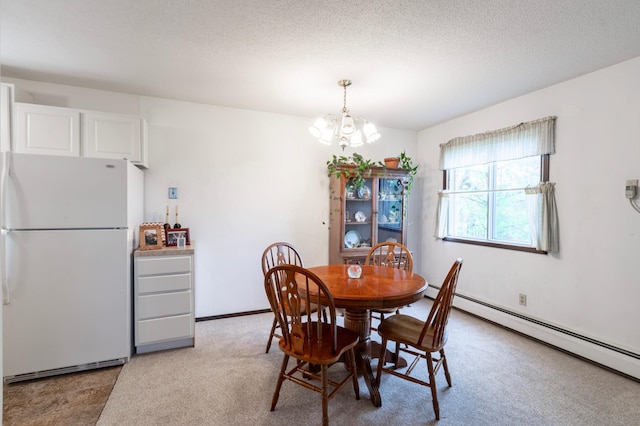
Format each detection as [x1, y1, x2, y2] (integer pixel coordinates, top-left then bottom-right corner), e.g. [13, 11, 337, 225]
[168, 187, 178, 199]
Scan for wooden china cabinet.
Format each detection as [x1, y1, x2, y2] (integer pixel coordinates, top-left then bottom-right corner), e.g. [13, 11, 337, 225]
[328, 166, 410, 264]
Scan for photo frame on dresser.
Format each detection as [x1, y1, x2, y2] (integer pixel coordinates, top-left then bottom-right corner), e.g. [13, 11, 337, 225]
[140, 222, 166, 245]
[139, 224, 163, 250]
[165, 228, 190, 247]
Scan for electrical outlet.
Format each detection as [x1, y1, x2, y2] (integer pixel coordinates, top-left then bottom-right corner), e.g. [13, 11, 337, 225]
[518, 293, 527, 306]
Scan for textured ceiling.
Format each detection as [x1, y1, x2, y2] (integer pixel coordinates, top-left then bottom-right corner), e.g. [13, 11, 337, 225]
[2, 0, 640, 131]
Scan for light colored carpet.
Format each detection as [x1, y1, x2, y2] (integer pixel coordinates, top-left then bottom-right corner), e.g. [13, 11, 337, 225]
[98, 299, 640, 425]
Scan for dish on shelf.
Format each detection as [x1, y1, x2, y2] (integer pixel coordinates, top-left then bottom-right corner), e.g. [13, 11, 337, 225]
[388, 180, 402, 195]
[354, 211, 366, 222]
[358, 185, 371, 199]
[344, 230, 361, 248]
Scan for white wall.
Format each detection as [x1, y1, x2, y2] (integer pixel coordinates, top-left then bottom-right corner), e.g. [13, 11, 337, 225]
[138, 97, 418, 316]
[417, 56, 640, 377]
[2, 77, 418, 317]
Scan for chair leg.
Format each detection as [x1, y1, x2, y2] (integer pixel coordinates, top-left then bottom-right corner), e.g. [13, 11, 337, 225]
[265, 317, 279, 353]
[271, 354, 289, 411]
[375, 337, 388, 386]
[393, 341, 400, 368]
[347, 348, 360, 399]
[440, 348, 452, 387]
[321, 365, 329, 426]
[425, 352, 440, 420]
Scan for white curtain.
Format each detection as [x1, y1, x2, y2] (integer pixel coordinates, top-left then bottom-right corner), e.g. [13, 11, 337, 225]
[525, 182, 559, 253]
[439, 116, 556, 170]
[435, 116, 558, 252]
[434, 191, 449, 239]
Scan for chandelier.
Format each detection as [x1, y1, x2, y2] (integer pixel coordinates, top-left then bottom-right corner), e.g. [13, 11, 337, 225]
[309, 79, 380, 150]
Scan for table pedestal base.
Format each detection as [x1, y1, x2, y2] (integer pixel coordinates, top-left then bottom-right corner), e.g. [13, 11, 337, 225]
[343, 308, 407, 407]
[343, 309, 380, 406]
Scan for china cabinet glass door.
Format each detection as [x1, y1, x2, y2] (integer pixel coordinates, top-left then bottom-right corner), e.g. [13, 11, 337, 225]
[377, 177, 404, 245]
[343, 177, 374, 251]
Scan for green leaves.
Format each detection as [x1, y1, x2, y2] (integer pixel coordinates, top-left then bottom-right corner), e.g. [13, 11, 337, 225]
[326, 152, 374, 190]
[326, 151, 417, 192]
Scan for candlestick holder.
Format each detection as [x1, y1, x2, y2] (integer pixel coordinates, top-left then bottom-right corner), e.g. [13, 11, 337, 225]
[174, 210, 181, 229]
[164, 208, 171, 229]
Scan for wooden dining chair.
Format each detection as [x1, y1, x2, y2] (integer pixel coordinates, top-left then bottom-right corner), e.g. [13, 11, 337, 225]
[375, 258, 463, 421]
[365, 241, 414, 331]
[261, 242, 305, 353]
[264, 264, 360, 426]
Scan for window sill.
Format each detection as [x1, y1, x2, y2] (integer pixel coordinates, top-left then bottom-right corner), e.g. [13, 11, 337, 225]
[442, 237, 547, 254]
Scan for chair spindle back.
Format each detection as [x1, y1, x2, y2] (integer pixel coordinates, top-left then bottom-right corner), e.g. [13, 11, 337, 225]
[365, 242, 413, 272]
[264, 265, 338, 354]
[418, 258, 463, 348]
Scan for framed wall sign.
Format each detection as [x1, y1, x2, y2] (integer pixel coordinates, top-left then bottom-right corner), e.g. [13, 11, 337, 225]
[139, 224, 163, 250]
[165, 228, 190, 247]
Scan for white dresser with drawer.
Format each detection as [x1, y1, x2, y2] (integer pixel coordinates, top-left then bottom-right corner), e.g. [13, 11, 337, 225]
[134, 245, 195, 353]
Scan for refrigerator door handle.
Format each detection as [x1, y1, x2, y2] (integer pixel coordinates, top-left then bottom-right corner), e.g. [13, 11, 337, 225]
[0, 151, 9, 229]
[1, 229, 8, 305]
[1, 152, 10, 304]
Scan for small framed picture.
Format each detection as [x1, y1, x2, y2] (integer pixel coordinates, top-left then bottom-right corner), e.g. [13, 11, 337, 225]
[141, 222, 166, 245]
[165, 228, 190, 247]
[139, 224, 163, 250]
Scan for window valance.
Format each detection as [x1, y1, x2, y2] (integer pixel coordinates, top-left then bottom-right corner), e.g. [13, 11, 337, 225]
[439, 116, 556, 170]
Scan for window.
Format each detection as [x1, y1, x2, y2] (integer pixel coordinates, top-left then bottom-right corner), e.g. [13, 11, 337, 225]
[446, 155, 546, 249]
[435, 117, 559, 253]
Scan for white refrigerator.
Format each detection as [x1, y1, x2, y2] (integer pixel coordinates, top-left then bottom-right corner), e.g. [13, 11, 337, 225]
[0, 152, 143, 382]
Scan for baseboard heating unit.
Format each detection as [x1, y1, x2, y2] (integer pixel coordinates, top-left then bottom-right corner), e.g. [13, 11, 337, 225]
[425, 288, 640, 381]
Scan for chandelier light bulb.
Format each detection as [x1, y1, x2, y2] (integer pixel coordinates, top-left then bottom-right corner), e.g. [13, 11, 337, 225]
[350, 130, 364, 147]
[319, 125, 334, 145]
[340, 113, 355, 136]
[363, 122, 380, 143]
[309, 117, 327, 139]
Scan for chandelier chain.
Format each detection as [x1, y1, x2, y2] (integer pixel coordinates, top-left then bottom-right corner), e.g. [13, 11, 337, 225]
[341, 80, 350, 113]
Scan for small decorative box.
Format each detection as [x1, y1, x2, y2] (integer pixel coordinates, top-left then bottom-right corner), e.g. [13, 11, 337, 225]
[347, 264, 362, 279]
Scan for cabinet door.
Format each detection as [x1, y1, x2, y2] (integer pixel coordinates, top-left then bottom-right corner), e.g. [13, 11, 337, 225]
[15, 103, 80, 156]
[343, 177, 375, 262]
[377, 176, 406, 247]
[82, 112, 141, 162]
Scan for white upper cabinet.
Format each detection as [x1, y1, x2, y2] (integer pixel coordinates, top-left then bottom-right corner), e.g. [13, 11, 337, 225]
[15, 103, 80, 157]
[82, 112, 141, 163]
[12, 101, 148, 167]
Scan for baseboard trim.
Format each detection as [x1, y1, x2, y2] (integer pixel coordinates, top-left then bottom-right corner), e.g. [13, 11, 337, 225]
[425, 287, 640, 380]
[196, 308, 271, 322]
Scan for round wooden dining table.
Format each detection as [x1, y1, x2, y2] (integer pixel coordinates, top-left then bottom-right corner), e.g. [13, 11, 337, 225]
[305, 264, 427, 407]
